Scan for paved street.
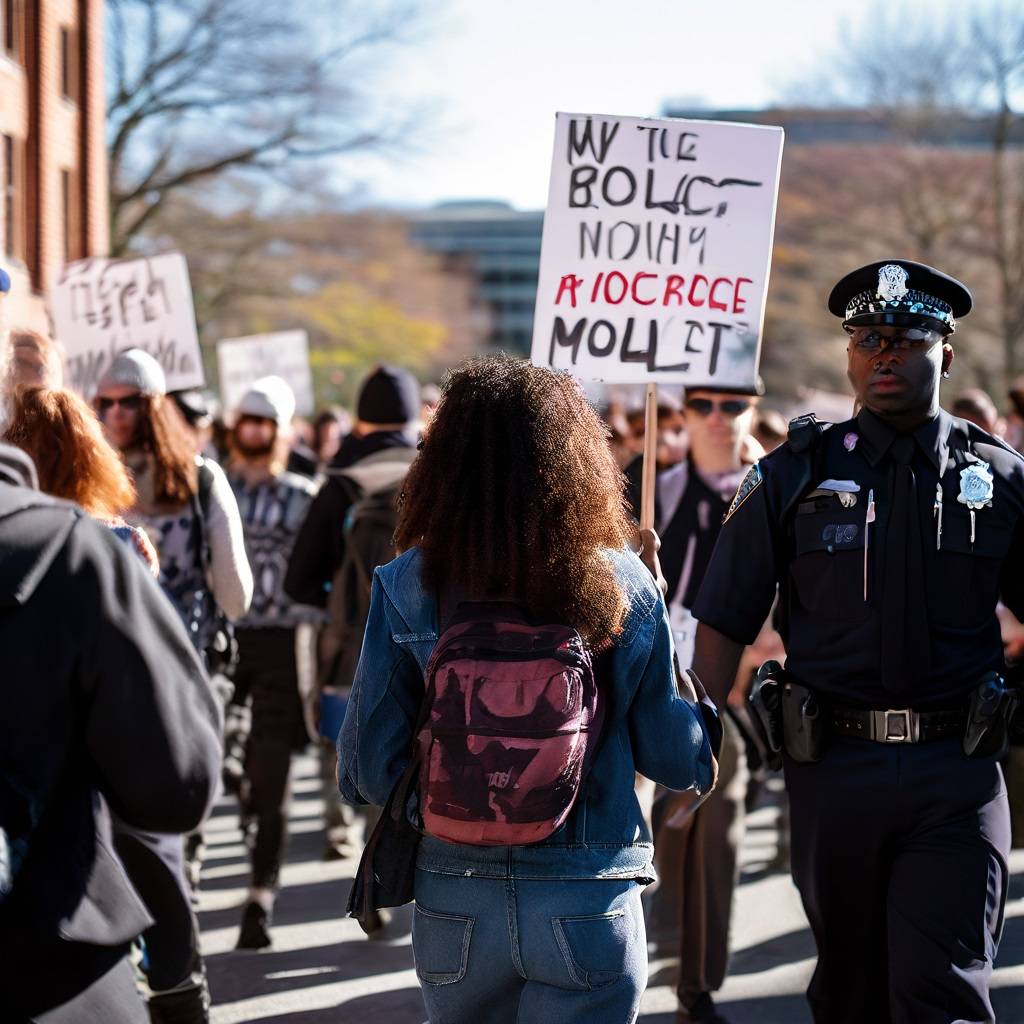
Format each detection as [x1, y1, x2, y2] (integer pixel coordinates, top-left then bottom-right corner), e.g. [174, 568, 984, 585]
[201, 757, 1024, 1023]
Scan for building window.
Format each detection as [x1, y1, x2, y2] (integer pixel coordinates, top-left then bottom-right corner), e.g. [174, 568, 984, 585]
[2, 0, 21, 61]
[61, 169, 70, 261]
[60, 25, 78, 102]
[61, 167, 81, 264]
[2, 133, 21, 261]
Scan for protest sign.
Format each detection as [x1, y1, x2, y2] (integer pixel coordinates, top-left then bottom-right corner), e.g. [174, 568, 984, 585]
[50, 253, 205, 397]
[217, 330, 315, 417]
[531, 112, 784, 389]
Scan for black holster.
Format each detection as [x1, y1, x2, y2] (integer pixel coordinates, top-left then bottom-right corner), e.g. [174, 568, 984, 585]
[781, 679, 828, 763]
[748, 661, 784, 771]
[964, 672, 1019, 760]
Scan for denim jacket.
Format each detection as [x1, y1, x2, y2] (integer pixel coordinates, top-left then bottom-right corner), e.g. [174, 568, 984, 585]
[337, 546, 715, 882]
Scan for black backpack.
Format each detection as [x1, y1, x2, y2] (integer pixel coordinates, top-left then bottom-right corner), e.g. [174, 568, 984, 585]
[319, 447, 417, 692]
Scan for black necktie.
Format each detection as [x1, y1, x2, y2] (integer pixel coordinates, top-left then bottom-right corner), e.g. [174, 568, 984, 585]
[881, 436, 931, 696]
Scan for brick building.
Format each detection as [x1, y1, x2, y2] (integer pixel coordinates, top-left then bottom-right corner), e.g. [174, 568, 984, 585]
[0, 0, 107, 332]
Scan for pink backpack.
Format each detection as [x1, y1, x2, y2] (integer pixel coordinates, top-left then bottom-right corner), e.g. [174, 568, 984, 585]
[415, 608, 604, 846]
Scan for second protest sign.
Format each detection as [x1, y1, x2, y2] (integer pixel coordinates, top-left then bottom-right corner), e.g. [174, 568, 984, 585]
[217, 330, 315, 418]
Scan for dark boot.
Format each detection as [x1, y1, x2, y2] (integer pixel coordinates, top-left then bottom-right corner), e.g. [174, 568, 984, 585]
[677, 991, 730, 1023]
[235, 901, 272, 950]
[148, 978, 210, 1024]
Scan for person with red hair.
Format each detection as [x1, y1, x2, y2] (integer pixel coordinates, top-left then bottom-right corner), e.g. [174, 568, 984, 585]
[3, 385, 156, 572]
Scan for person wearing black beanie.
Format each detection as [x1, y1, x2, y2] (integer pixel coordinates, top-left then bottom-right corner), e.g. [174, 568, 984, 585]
[286, 365, 420, 609]
[356, 365, 421, 426]
[284, 365, 420, 876]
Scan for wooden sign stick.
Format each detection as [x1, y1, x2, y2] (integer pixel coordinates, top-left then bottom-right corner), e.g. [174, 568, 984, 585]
[640, 382, 658, 532]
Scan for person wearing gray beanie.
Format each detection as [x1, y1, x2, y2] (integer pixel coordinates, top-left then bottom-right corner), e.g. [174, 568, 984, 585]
[233, 375, 297, 432]
[93, 346, 252, 1023]
[96, 348, 167, 397]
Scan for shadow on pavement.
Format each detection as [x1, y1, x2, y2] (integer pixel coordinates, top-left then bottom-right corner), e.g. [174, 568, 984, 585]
[727, 925, 816, 977]
[993, 983, 1024, 1019]
[641, 991, 811, 1023]
[207, 938, 415, 1004]
[249, 986, 426, 1023]
[197, 876, 354, 933]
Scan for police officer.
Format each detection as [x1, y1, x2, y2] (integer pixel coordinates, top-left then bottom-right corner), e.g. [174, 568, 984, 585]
[691, 259, 1020, 1023]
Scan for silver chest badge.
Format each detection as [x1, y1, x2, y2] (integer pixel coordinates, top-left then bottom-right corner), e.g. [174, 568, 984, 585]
[876, 264, 910, 302]
[958, 460, 994, 547]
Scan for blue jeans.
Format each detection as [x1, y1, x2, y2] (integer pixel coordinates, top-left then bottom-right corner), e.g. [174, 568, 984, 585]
[412, 869, 647, 1023]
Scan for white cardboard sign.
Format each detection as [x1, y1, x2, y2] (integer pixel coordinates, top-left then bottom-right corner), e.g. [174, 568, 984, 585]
[217, 330, 315, 417]
[50, 253, 205, 397]
[531, 112, 784, 387]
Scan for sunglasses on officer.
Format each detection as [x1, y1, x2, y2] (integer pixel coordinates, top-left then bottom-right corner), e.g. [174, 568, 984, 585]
[844, 326, 945, 352]
[684, 397, 752, 417]
[95, 394, 143, 414]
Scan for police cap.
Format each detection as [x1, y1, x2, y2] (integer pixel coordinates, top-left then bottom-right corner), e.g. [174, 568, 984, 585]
[828, 259, 972, 334]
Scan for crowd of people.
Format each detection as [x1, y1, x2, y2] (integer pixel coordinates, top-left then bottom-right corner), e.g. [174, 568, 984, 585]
[3, 256, 1024, 1024]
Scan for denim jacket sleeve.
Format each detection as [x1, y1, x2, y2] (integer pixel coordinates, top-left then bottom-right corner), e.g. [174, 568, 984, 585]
[628, 593, 715, 795]
[337, 568, 425, 806]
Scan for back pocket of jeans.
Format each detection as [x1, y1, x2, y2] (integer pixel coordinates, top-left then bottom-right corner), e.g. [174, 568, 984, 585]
[413, 904, 474, 985]
[552, 908, 631, 991]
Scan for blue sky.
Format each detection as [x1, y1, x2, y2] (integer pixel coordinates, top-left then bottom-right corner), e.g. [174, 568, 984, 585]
[352, 0, 943, 210]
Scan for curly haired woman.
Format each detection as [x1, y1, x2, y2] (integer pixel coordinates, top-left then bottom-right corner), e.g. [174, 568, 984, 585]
[338, 356, 716, 1024]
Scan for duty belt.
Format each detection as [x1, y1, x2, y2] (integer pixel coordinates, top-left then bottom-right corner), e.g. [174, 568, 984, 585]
[831, 706, 966, 744]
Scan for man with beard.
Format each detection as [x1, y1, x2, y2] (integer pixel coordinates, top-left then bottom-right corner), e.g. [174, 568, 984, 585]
[693, 260, 1019, 1023]
[225, 377, 320, 949]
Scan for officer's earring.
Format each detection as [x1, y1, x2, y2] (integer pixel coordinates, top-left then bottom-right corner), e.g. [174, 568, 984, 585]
[942, 370, 951, 379]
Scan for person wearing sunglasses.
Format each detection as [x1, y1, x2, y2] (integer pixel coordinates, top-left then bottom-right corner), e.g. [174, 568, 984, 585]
[626, 378, 765, 1024]
[93, 349, 252, 1023]
[690, 259, 1022, 1023]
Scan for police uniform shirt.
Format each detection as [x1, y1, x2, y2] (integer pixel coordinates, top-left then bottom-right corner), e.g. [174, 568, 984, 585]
[692, 407, 1024, 708]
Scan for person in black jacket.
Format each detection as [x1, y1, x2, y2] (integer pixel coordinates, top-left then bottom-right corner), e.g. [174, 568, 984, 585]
[284, 365, 418, 866]
[284, 365, 419, 607]
[0, 441, 222, 1024]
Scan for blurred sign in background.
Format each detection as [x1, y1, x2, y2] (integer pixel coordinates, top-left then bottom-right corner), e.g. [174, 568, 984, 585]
[217, 330, 316, 417]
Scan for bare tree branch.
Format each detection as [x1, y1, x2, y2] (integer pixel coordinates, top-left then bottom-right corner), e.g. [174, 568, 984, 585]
[106, 0, 433, 254]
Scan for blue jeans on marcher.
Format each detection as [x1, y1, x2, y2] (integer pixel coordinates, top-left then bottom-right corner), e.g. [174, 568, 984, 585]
[412, 869, 648, 1023]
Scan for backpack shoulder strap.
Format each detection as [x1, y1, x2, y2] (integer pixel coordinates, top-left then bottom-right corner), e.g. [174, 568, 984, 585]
[191, 457, 216, 570]
[333, 446, 417, 498]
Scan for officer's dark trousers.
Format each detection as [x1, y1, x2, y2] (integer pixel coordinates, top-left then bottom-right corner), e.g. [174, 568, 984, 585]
[785, 737, 1009, 1024]
[234, 627, 307, 890]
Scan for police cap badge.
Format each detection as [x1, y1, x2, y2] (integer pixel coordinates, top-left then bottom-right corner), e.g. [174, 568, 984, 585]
[827, 259, 972, 334]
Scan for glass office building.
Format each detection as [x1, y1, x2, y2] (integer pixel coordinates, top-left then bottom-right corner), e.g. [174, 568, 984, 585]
[409, 201, 543, 355]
